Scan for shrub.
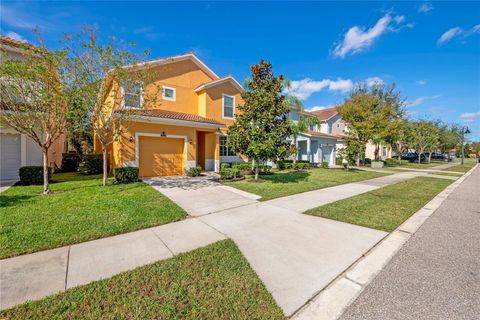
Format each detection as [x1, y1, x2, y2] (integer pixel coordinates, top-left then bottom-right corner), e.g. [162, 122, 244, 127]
[61, 152, 81, 172]
[232, 162, 252, 172]
[335, 158, 343, 165]
[284, 162, 293, 169]
[384, 158, 408, 167]
[276, 160, 286, 170]
[187, 166, 202, 177]
[321, 162, 329, 169]
[19, 166, 50, 185]
[114, 167, 139, 183]
[220, 163, 231, 170]
[364, 158, 372, 166]
[84, 154, 103, 174]
[259, 164, 272, 174]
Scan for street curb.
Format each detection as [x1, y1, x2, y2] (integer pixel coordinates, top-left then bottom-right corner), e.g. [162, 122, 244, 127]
[291, 163, 478, 320]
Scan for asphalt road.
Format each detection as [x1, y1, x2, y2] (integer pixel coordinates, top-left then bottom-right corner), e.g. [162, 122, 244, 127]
[340, 165, 480, 320]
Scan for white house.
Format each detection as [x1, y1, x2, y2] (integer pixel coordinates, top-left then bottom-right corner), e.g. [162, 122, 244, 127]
[0, 36, 65, 181]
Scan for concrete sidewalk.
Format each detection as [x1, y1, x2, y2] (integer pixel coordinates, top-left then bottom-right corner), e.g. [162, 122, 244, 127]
[0, 169, 457, 313]
[339, 165, 480, 320]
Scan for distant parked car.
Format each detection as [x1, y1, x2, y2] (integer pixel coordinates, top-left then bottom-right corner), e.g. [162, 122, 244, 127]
[401, 153, 426, 162]
[430, 152, 448, 161]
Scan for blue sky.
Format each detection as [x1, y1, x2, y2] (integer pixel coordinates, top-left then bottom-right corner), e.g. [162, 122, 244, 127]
[1, 1, 479, 139]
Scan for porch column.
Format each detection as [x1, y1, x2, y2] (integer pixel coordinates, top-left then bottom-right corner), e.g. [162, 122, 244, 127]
[306, 139, 311, 163]
[214, 133, 220, 172]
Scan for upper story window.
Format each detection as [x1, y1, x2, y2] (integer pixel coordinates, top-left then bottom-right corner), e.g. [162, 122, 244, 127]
[309, 124, 316, 131]
[162, 86, 176, 101]
[220, 136, 236, 156]
[222, 94, 235, 119]
[122, 80, 143, 109]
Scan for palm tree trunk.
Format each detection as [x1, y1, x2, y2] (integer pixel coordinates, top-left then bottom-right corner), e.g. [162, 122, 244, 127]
[293, 136, 298, 164]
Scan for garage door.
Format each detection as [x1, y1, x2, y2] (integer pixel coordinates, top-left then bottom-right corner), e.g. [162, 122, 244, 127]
[139, 136, 184, 177]
[1, 134, 21, 181]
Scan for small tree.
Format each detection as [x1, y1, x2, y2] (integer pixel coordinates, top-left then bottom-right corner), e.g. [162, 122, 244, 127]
[410, 120, 440, 164]
[60, 29, 159, 186]
[0, 42, 67, 194]
[227, 60, 294, 180]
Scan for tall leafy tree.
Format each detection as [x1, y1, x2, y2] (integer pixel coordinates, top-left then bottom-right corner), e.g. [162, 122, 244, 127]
[0, 41, 67, 194]
[227, 60, 294, 180]
[338, 83, 405, 163]
[59, 28, 159, 186]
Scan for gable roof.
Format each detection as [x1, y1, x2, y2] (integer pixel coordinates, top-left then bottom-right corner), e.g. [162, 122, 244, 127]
[304, 130, 346, 140]
[310, 107, 339, 121]
[194, 75, 244, 93]
[122, 52, 220, 80]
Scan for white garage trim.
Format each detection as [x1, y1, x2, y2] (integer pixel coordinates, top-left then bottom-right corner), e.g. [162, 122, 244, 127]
[134, 132, 190, 174]
[0, 130, 27, 167]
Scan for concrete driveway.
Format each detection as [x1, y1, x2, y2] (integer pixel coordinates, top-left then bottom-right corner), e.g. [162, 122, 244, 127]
[144, 175, 260, 216]
[200, 202, 387, 316]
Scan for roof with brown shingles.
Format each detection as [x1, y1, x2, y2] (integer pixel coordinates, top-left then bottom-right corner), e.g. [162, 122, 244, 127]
[129, 109, 226, 126]
[304, 130, 346, 139]
[309, 107, 339, 120]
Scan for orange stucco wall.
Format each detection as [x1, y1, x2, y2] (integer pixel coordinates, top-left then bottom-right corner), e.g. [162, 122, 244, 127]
[143, 60, 214, 115]
[111, 121, 218, 168]
[201, 82, 243, 127]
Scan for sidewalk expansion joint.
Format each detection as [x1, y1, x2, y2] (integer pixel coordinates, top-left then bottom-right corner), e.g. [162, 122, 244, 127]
[344, 276, 364, 287]
[150, 229, 175, 257]
[64, 246, 71, 290]
[397, 229, 412, 235]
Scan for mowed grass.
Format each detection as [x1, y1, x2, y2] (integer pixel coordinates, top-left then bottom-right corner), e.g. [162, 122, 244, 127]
[224, 169, 389, 201]
[443, 162, 477, 173]
[305, 177, 452, 232]
[0, 240, 285, 320]
[389, 160, 446, 169]
[0, 173, 186, 259]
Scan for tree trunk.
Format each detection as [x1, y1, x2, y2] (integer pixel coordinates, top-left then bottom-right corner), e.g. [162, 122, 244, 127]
[42, 147, 50, 195]
[356, 154, 360, 167]
[418, 150, 422, 164]
[102, 144, 108, 186]
[428, 152, 432, 164]
[254, 159, 259, 181]
[251, 158, 255, 171]
[293, 136, 298, 164]
[374, 145, 380, 161]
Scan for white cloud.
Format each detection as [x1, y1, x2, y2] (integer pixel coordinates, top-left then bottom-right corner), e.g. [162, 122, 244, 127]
[416, 80, 427, 85]
[464, 119, 474, 123]
[333, 14, 409, 58]
[2, 31, 26, 42]
[418, 3, 433, 13]
[307, 105, 334, 112]
[437, 27, 463, 45]
[287, 78, 352, 100]
[406, 95, 440, 107]
[366, 77, 384, 86]
[460, 111, 480, 119]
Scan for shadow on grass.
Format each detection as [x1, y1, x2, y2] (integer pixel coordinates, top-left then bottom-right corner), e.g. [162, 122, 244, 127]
[262, 170, 311, 184]
[0, 194, 35, 208]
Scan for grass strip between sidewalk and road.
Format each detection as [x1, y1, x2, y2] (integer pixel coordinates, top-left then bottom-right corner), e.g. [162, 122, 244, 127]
[305, 177, 453, 232]
[0, 173, 186, 259]
[442, 162, 476, 173]
[224, 168, 389, 201]
[0, 240, 285, 320]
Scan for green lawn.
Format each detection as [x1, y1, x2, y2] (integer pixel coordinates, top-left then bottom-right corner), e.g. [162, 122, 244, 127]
[224, 169, 389, 201]
[0, 240, 284, 320]
[427, 171, 463, 177]
[305, 177, 452, 232]
[387, 160, 446, 169]
[442, 162, 477, 173]
[0, 173, 186, 259]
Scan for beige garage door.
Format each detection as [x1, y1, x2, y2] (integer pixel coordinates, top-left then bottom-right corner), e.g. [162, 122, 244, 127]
[139, 136, 184, 177]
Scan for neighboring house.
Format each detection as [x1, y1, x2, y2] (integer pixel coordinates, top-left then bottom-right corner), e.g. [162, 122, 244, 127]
[0, 36, 65, 181]
[288, 109, 342, 166]
[94, 53, 245, 177]
[310, 106, 393, 161]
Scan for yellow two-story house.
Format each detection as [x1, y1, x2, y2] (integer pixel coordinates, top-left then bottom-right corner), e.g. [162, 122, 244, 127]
[95, 53, 244, 177]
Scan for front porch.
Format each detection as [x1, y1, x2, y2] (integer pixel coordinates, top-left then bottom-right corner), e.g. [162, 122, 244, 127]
[296, 133, 337, 166]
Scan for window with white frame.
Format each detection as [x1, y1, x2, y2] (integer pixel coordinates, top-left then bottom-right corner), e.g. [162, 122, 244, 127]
[162, 86, 176, 101]
[222, 94, 234, 119]
[122, 80, 143, 109]
[220, 136, 236, 156]
[309, 124, 316, 131]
